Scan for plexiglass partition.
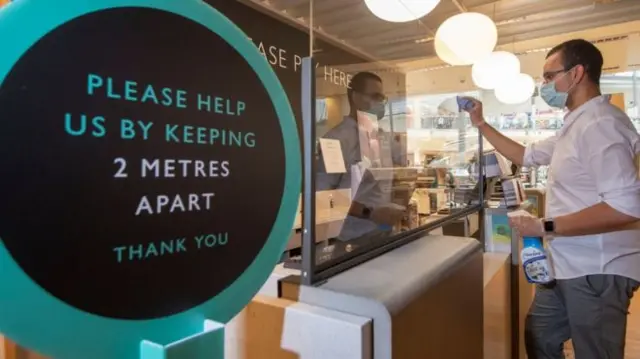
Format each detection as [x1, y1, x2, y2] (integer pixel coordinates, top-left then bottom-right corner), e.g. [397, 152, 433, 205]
[298, 0, 484, 284]
[231, 0, 640, 285]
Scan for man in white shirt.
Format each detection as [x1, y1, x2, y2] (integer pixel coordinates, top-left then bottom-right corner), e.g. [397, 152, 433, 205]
[465, 39, 640, 358]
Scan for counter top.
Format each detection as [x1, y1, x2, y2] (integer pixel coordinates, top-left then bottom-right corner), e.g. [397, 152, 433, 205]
[306, 235, 480, 313]
[294, 234, 482, 359]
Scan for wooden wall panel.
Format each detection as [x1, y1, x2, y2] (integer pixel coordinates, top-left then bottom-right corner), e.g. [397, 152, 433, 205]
[1, 336, 18, 359]
[483, 253, 511, 359]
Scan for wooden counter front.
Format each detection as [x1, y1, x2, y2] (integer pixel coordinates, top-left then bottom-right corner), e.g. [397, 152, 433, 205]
[0, 337, 45, 359]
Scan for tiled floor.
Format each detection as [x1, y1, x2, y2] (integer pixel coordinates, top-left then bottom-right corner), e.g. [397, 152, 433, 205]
[563, 294, 640, 358]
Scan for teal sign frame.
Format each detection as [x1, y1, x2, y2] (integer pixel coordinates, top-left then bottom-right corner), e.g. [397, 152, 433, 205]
[0, 0, 300, 358]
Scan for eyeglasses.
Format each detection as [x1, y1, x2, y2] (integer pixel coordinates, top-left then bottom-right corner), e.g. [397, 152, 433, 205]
[542, 68, 567, 82]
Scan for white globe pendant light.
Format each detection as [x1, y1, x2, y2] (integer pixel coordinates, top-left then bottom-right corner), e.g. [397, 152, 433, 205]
[434, 36, 467, 66]
[495, 73, 536, 105]
[435, 12, 497, 65]
[472, 51, 520, 90]
[364, 0, 441, 23]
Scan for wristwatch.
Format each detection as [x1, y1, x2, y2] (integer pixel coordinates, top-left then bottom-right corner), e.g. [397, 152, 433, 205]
[362, 206, 372, 219]
[543, 218, 555, 234]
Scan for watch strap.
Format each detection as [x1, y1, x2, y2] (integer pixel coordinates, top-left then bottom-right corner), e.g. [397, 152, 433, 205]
[543, 218, 555, 234]
[362, 206, 372, 219]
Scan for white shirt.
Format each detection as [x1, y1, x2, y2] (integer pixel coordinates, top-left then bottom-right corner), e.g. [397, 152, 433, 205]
[317, 115, 392, 241]
[524, 96, 640, 282]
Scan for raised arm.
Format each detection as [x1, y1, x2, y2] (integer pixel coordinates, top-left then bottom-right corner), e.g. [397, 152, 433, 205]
[464, 98, 527, 165]
[464, 98, 557, 167]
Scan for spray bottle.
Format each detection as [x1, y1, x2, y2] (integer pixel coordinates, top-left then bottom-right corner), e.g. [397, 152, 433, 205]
[508, 209, 554, 284]
[520, 236, 554, 284]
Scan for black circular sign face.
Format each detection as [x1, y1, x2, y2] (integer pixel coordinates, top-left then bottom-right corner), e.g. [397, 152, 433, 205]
[0, 7, 286, 319]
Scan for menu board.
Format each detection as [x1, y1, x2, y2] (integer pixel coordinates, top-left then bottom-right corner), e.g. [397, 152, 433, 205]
[0, 1, 299, 358]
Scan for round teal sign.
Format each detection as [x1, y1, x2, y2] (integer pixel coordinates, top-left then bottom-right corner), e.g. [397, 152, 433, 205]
[0, 0, 300, 358]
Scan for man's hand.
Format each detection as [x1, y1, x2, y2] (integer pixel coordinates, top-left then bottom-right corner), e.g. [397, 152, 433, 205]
[371, 205, 405, 226]
[509, 215, 544, 237]
[461, 97, 486, 127]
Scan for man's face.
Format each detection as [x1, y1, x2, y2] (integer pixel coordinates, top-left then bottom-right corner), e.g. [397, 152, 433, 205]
[542, 51, 585, 93]
[353, 79, 384, 112]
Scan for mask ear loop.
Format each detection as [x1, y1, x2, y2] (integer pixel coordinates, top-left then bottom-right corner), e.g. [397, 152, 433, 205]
[563, 65, 581, 94]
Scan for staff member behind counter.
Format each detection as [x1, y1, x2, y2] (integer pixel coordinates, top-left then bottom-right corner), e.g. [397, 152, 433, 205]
[317, 72, 405, 249]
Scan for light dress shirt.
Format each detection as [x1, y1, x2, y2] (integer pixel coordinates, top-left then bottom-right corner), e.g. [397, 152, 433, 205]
[524, 95, 640, 282]
[317, 115, 391, 241]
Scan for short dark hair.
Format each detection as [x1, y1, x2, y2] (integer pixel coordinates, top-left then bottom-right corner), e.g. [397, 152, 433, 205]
[347, 71, 382, 105]
[546, 39, 603, 84]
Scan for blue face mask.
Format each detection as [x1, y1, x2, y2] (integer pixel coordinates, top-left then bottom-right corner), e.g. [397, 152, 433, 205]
[539, 81, 569, 109]
[539, 68, 577, 109]
[366, 102, 386, 120]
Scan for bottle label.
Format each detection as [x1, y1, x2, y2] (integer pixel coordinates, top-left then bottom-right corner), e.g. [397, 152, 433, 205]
[522, 254, 554, 284]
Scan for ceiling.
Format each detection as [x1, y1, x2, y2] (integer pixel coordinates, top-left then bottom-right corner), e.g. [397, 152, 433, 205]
[244, 0, 640, 62]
